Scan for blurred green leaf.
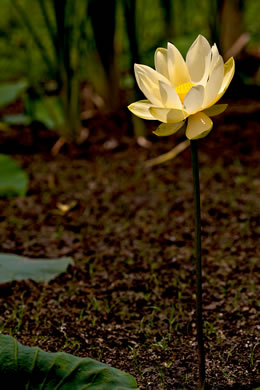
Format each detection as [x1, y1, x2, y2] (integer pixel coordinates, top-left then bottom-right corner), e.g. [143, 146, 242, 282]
[0, 254, 72, 284]
[2, 113, 31, 125]
[0, 154, 28, 198]
[0, 80, 28, 109]
[32, 96, 65, 130]
[0, 334, 139, 389]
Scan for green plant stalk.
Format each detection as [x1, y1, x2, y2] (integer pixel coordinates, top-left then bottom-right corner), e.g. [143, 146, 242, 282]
[12, 1, 55, 77]
[53, 0, 81, 140]
[38, 0, 57, 53]
[190, 140, 206, 389]
[14, 0, 83, 141]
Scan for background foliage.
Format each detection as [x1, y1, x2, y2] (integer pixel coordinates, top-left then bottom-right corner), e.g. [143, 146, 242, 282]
[0, 0, 259, 141]
[0, 1, 259, 82]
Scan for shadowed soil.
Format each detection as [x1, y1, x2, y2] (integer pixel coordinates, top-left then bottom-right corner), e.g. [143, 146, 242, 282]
[0, 96, 259, 389]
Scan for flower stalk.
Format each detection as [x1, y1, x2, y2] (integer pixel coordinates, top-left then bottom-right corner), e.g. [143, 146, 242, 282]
[190, 140, 205, 389]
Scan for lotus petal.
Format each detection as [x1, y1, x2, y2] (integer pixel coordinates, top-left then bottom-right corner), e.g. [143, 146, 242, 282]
[155, 48, 169, 79]
[153, 121, 185, 136]
[167, 42, 190, 87]
[186, 112, 213, 140]
[135, 64, 170, 87]
[134, 64, 170, 105]
[135, 75, 161, 106]
[203, 56, 224, 108]
[128, 100, 156, 120]
[218, 57, 235, 96]
[159, 81, 182, 109]
[150, 107, 187, 123]
[209, 44, 220, 76]
[186, 35, 211, 84]
[203, 104, 227, 117]
[183, 85, 204, 114]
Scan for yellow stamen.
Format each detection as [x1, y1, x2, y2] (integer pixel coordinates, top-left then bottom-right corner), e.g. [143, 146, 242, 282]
[175, 82, 194, 103]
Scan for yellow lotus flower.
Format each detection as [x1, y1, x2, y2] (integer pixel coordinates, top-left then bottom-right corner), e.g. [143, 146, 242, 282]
[128, 35, 235, 140]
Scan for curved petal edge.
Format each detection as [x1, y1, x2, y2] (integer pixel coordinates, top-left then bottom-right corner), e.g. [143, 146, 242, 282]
[153, 121, 185, 136]
[203, 104, 228, 117]
[128, 100, 156, 120]
[186, 112, 213, 140]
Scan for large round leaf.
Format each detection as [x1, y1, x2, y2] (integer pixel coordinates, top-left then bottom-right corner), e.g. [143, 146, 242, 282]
[0, 254, 72, 284]
[0, 334, 139, 389]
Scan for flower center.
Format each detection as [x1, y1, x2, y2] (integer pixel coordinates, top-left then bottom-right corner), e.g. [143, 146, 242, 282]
[175, 82, 194, 103]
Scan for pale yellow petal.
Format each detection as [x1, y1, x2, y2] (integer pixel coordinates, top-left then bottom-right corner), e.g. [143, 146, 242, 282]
[153, 121, 185, 136]
[204, 58, 235, 108]
[203, 104, 227, 117]
[134, 68, 160, 105]
[186, 112, 213, 140]
[183, 85, 204, 114]
[186, 35, 211, 84]
[159, 81, 182, 109]
[128, 100, 156, 120]
[138, 78, 161, 106]
[150, 107, 187, 123]
[203, 56, 224, 108]
[134, 64, 171, 106]
[218, 57, 235, 96]
[154, 48, 169, 79]
[209, 44, 220, 75]
[167, 42, 190, 87]
[135, 64, 170, 87]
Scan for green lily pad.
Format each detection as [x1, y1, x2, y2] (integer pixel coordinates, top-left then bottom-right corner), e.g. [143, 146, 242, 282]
[0, 154, 29, 198]
[0, 254, 72, 284]
[0, 334, 139, 389]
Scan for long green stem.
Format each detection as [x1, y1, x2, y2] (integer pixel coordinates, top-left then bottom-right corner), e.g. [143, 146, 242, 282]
[190, 140, 206, 389]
